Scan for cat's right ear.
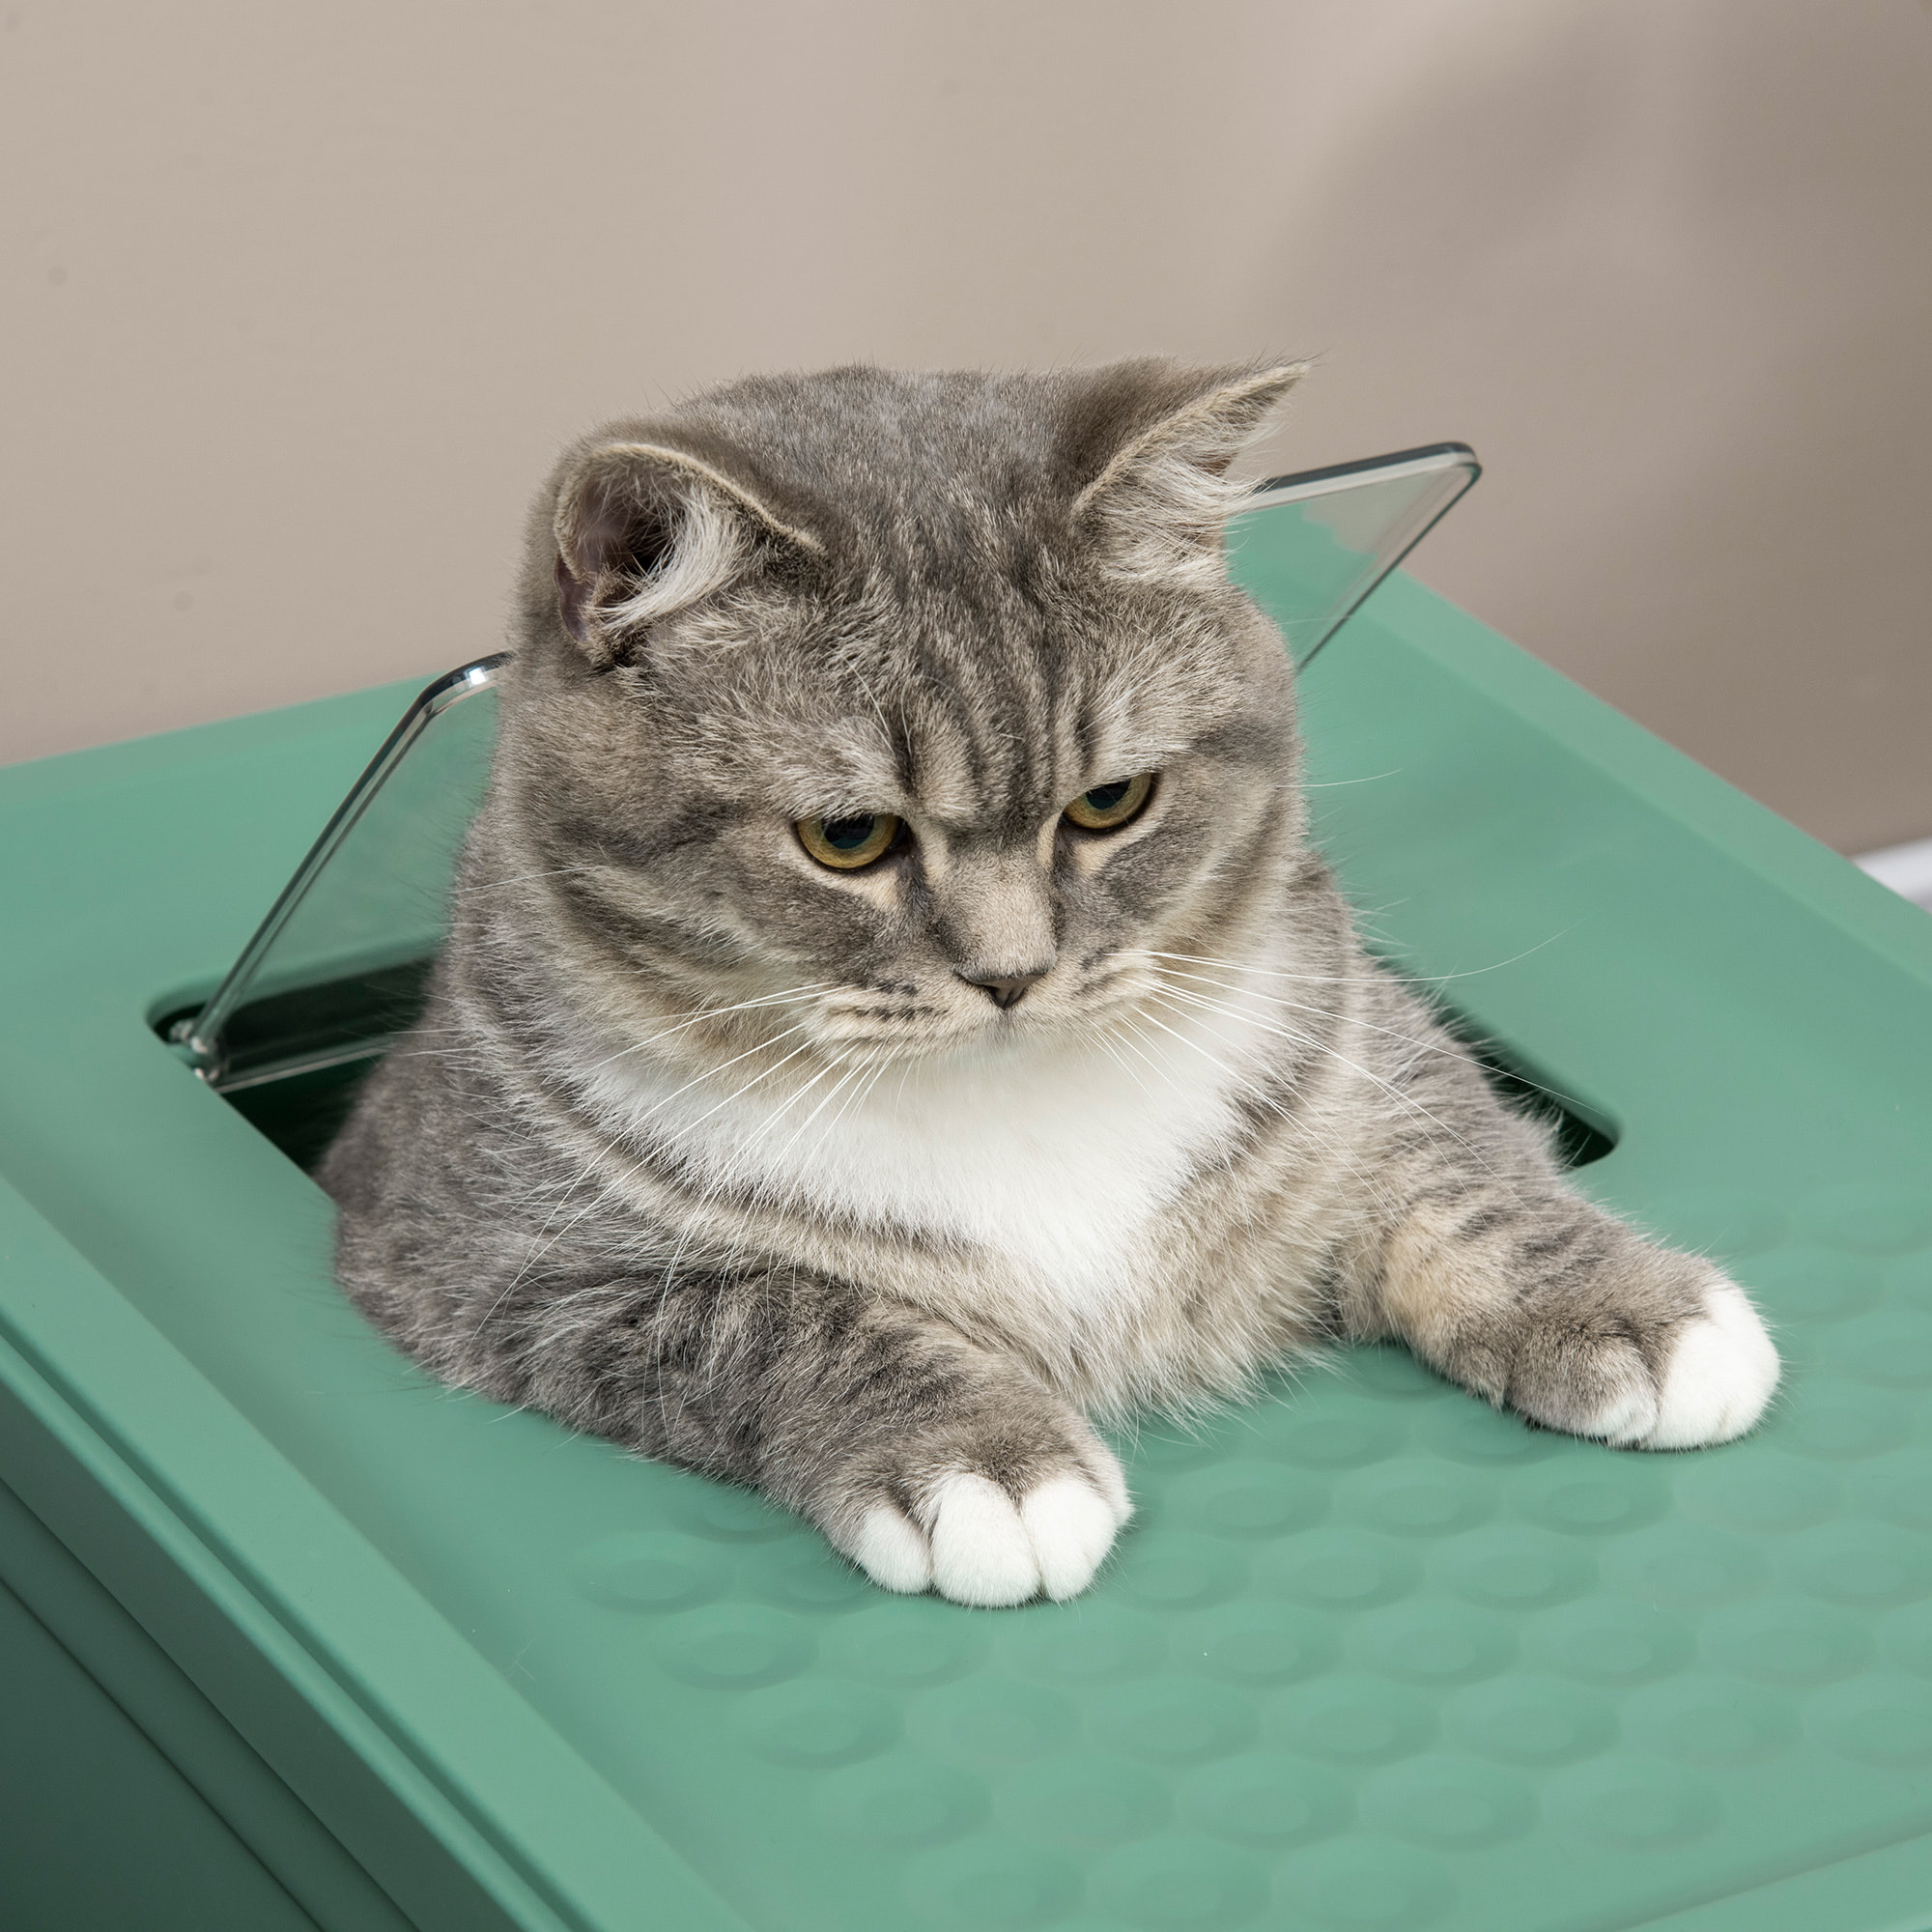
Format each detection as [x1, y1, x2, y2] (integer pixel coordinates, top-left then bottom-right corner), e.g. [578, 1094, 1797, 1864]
[552, 443, 821, 667]
[1066, 360, 1305, 588]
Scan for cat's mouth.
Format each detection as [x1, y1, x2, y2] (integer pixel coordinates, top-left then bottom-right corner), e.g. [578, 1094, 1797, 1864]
[807, 965, 1159, 1059]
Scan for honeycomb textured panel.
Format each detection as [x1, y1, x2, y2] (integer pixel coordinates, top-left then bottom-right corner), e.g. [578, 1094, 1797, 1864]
[534, 1208, 1932, 1932]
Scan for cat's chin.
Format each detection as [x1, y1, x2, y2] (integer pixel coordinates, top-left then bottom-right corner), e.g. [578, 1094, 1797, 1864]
[848, 1011, 1138, 1072]
[808, 1013, 1068, 1065]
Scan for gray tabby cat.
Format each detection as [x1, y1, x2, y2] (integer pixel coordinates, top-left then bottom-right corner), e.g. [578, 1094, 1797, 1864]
[322, 360, 1778, 1606]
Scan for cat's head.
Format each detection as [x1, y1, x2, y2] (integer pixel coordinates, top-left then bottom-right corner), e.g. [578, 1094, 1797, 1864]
[495, 360, 1310, 1062]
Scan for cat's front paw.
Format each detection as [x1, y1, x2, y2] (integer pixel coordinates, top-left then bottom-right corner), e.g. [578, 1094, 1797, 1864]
[846, 1450, 1132, 1607]
[1568, 1276, 1779, 1451]
[1620, 1279, 1780, 1450]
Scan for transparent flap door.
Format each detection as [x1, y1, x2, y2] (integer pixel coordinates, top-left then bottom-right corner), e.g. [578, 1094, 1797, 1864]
[176, 443, 1477, 1093]
[172, 657, 507, 1088]
[1231, 442, 1478, 668]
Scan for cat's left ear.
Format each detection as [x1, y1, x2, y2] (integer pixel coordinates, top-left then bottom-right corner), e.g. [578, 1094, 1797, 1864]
[1069, 361, 1305, 584]
[552, 441, 822, 667]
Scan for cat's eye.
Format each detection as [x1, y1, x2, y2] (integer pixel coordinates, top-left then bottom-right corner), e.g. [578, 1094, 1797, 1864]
[797, 812, 902, 870]
[1064, 773, 1155, 832]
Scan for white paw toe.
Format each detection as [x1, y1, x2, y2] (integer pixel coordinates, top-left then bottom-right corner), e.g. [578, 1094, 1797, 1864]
[851, 1503, 933, 1594]
[1641, 1282, 1780, 1450]
[927, 1473, 1040, 1606]
[1586, 1379, 1662, 1448]
[1021, 1474, 1124, 1601]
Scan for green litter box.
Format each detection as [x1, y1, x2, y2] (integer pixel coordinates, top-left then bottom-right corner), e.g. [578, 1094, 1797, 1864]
[3, 464, 1931, 1932]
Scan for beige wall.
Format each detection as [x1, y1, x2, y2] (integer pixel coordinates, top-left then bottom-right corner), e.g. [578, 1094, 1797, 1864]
[5, 0, 1928, 852]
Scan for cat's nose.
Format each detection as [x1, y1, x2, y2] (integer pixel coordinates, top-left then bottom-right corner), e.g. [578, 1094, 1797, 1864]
[959, 969, 1046, 1010]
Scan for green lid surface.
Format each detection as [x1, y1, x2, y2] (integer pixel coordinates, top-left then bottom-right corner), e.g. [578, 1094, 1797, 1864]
[1, 557, 1929, 1932]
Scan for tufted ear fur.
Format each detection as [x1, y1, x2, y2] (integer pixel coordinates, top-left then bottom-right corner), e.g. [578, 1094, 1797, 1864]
[1069, 361, 1305, 584]
[553, 442, 822, 667]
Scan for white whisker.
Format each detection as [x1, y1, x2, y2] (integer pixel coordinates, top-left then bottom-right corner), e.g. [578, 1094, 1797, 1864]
[1144, 982, 1493, 1176]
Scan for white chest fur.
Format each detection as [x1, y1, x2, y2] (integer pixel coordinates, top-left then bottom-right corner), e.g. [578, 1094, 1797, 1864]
[579, 1001, 1267, 1315]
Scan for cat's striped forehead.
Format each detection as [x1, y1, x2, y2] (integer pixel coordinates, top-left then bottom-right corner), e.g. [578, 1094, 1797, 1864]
[537, 360, 1299, 830]
[749, 591, 1255, 834]
[901, 649, 1202, 830]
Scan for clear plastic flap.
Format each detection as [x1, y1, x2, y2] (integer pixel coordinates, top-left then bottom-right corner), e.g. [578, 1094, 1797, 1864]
[172, 657, 508, 1088]
[1231, 442, 1477, 668]
[175, 443, 1477, 1093]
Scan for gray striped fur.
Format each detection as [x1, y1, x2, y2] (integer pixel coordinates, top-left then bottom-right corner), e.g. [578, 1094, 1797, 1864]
[322, 361, 1777, 1605]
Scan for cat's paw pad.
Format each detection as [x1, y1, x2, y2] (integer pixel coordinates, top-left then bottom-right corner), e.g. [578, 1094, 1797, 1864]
[848, 1459, 1130, 1606]
[1639, 1281, 1780, 1449]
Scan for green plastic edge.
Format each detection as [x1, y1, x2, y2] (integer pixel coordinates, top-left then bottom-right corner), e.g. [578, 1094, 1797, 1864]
[0, 1471, 399, 1930]
[0, 674, 436, 807]
[0, 1172, 751, 1932]
[0, 1564, 326, 1929]
[1348, 576, 1932, 992]
[1640, 1833, 1932, 1932]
